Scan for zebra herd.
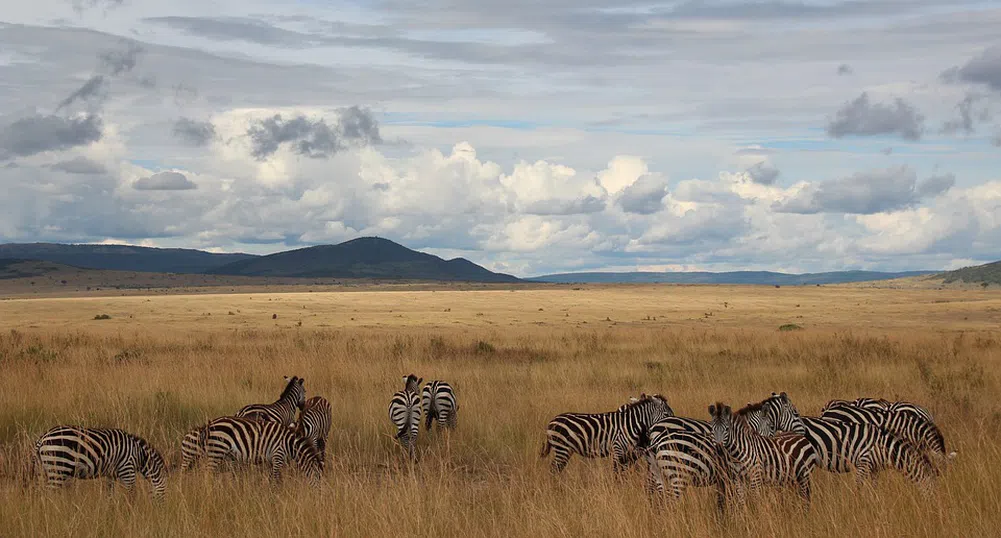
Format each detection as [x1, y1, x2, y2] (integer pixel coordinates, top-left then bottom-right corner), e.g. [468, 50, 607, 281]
[541, 392, 955, 512]
[29, 375, 951, 514]
[30, 374, 458, 499]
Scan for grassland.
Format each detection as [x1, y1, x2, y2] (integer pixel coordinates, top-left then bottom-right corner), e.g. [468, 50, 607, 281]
[1, 284, 1000, 537]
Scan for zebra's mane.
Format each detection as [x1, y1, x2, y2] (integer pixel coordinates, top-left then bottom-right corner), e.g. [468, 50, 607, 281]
[736, 400, 766, 416]
[279, 376, 301, 400]
[620, 393, 664, 412]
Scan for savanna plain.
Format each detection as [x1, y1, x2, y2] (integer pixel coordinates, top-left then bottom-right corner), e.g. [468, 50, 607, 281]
[1, 283, 1000, 537]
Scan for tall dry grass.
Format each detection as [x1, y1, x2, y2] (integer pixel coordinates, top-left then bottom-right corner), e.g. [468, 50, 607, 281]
[1, 323, 999, 537]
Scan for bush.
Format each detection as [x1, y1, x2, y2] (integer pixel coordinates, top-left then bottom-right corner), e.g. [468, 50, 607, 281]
[93, 314, 111, 320]
[778, 323, 803, 331]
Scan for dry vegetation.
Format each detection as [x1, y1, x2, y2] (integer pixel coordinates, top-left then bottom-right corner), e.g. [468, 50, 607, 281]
[1, 285, 1000, 537]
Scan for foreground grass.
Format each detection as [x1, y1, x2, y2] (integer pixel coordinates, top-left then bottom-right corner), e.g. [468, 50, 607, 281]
[1, 288, 1000, 537]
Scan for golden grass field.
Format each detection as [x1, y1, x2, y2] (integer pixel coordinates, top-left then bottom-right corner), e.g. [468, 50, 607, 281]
[1, 284, 1000, 537]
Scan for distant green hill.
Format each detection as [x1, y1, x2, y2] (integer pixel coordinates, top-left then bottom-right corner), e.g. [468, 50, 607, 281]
[529, 270, 935, 285]
[0, 243, 255, 274]
[937, 260, 1001, 286]
[208, 237, 520, 282]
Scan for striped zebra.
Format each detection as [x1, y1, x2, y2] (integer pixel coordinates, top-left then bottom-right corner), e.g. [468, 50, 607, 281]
[742, 396, 938, 496]
[823, 397, 934, 423]
[201, 416, 323, 485]
[422, 380, 458, 431]
[641, 430, 743, 513]
[33, 425, 167, 501]
[820, 403, 955, 463]
[180, 425, 205, 471]
[736, 392, 807, 437]
[540, 393, 674, 473]
[389, 374, 423, 460]
[236, 375, 306, 428]
[296, 396, 332, 458]
[709, 402, 817, 503]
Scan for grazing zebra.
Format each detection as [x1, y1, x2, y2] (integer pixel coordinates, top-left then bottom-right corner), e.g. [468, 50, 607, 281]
[201, 416, 323, 485]
[540, 393, 674, 473]
[389, 374, 423, 460]
[709, 402, 817, 503]
[820, 403, 955, 463]
[642, 430, 742, 513]
[742, 396, 938, 496]
[823, 397, 934, 423]
[422, 380, 458, 431]
[296, 396, 332, 457]
[33, 425, 166, 501]
[236, 375, 306, 428]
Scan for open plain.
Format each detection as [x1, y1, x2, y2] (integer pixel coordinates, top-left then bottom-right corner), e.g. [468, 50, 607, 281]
[1, 283, 1000, 537]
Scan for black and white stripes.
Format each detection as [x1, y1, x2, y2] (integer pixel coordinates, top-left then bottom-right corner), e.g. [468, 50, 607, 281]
[201, 416, 324, 484]
[389, 374, 423, 460]
[422, 380, 458, 431]
[33, 425, 167, 501]
[236, 375, 306, 429]
[541, 393, 674, 473]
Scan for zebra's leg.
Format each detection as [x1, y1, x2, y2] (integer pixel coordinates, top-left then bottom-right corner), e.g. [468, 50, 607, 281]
[550, 447, 571, 473]
[119, 464, 137, 497]
[796, 472, 812, 506]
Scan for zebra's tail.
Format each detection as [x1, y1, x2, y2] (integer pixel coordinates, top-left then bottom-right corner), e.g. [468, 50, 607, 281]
[539, 438, 551, 458]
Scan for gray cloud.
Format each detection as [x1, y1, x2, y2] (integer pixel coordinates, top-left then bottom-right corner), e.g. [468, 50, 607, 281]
[99, 42, 144, 76]
[48, 156, 107, 175]
[942, 46, 1001, 92]
[525, 195, 605, 215]
[134, 171, 197, 190]
[773, 166, 950, 214]
[826, 93, 924, 141]
[247, 107, 381, 160]
[173, 118, 217, 147]
[940, 93, 984, 135]
[917, 173, 955, 198]
[56, 75, 107, 111]
[745, 160, 780, 185]
[837, 63, 853, 75]
[0, 114, 103, 160]
[146, 16, 326, 48]
[618, 174, 668, 214]
[995, 131, 1001, 147]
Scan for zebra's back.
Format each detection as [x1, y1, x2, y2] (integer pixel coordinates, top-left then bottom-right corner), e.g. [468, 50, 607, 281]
[202, 416, 322, 483]
[389, 390, 422, 457]
[298, 396, 332, 456]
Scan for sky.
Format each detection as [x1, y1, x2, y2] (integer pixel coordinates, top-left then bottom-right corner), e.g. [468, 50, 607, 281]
[0, 1, 1000, 277]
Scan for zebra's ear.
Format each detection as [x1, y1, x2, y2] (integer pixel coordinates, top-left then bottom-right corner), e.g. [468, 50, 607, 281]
[708, 404, 717, 416]
[417, 377, 423, 385]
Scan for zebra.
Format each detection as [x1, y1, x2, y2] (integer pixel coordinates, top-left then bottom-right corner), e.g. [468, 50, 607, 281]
[236, 375, 306, 429]
[820, 403, 955, 463]
[735, 392, 807, 437]
[540, 393, 674, 473]
[180, 425, 205, 471]
[296, 396, 332, 458]
[389, 374, 423, 460]
[741, 395, 939, 497]
[641, 429, 743, 514]
[200, 416, 323, 485]
[709, 402, 817, 504]
[823, 397, 934, 423]
[32, 425, 167, 501]
[422, 380, 458, 431]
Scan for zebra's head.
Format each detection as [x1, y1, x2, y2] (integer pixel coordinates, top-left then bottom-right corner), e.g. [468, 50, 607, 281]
[293, 437, 324, 486]
[403, 374, 422, 393]
[762, 392, 805, 435]
[137, 438, 167, 502]
[622, 393, 674, 427]
[281, 375, 307, 410]
[709, 402, 736, 445]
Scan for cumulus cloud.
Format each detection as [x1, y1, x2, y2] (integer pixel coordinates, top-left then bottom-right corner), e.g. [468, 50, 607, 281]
[773, 167, 952, 215]
[745, 160, 780, 185]
[618, 174, 669, 214]
[246, 106, 381, 160]
[134, 171, 197, 190]
[0, 114, 103, 160]
[825, 93, 924, 141]
[48, 156, 107, 174]
[56, 41, 144, 112]
[940, 93, 989, 135]
[99, 42, 144, 76]
[173, 118, 217, 146]
[942, 46, 1001, 92]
